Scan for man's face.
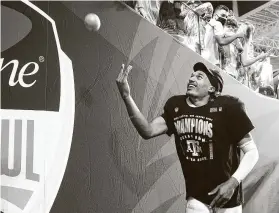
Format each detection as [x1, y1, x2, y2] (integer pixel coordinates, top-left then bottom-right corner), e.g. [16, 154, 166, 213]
[224, 22, 237, 33]
[186, 71, 214, 98]
[215, 9, 228, 25]
[174, 2, 187, 18]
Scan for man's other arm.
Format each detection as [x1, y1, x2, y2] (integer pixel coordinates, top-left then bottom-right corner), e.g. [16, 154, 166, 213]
[232, 133, 259, 183]
[214, 22, 244, 46]
[123, 95, 168, 139]
[209, 133, 259, 208]
[240, 48, 270, 67]
[215, 32, 244, 46]
[116, 64, 168, 140]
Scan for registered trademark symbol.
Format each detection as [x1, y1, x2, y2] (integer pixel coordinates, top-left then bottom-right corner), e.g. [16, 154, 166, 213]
[39, 56, 45, 62]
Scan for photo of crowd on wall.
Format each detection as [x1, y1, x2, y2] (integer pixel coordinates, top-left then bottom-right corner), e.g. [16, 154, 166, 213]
[124, 0, 279, 99]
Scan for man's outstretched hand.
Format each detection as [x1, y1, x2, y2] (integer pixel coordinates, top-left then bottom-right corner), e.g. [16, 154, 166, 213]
[259, 49, 272, 61]
[116, 64, 133, 99]
[208, 177, 239, 209]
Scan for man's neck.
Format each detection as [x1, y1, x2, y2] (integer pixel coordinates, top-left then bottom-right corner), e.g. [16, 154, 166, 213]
[187, 96, 210, 107]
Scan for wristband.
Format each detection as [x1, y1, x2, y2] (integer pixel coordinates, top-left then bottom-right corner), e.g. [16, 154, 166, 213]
[231, 174, 241, 185]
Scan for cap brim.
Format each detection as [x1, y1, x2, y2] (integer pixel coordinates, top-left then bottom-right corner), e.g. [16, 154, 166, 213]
[193, 62, 223, 93]
[193, 62, 213, 76]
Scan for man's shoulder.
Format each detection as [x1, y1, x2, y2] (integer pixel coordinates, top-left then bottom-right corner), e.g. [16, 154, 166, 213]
[214, 95, 244, 106]
[164, 95, 185, 108]
[165, 95, 185, 104]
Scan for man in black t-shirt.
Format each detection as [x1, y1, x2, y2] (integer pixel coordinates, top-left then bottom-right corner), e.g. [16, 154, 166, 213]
[116, 62, 259, 213]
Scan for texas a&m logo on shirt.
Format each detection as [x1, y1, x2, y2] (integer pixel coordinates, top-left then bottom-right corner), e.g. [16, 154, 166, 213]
[173, 114, 214, 162]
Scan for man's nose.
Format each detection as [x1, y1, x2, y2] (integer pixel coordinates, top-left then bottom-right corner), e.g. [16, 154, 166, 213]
[189, 78, 196, 83]
[189, 75, 196, 81]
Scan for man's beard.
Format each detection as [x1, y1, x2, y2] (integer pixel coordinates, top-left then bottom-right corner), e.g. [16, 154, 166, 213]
[186, 90, 197, 98]
[174, 9, 186, 19]
[217, 17, 226, 26]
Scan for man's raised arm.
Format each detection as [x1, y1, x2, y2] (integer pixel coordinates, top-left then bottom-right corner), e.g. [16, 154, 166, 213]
[215, 32, 244, 46]
[210, 20, 244, 46]
[240, 48, 270, 67]
[116, 64, 168, 139]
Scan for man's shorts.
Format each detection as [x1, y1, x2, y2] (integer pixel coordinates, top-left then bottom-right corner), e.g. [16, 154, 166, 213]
[186, 197, 242, 213]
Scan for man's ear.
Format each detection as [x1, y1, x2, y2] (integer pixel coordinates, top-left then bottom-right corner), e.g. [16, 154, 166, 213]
[208, 86, 216, 93]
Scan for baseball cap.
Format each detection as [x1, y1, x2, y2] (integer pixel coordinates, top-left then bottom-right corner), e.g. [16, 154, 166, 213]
[259, 85, 275, 97]
[193, 62, 224, 93]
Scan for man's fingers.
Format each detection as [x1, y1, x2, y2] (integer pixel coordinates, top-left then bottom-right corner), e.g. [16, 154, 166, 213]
[121, 64, 125, 71]
[116, 64, 132, 84]
[118, 64, 125, 76]
[210, 194, 221, 209]
[116, 64, 125, 81]
[127, 65, 133, 73]
[208, 186, 219, 195]
[266, 49, 272, 56]
[123, 65, 133, 77]
[218, 198, 229, 208]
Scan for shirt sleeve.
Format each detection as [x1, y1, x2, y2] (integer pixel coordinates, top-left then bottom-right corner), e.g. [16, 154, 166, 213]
[161, 98, 175, 136]
[214, 21, 224, 36]
[226, 99, 255, 144]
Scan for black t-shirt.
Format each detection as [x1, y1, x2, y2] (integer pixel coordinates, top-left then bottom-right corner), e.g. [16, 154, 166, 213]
[161, 95, 254, 208]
